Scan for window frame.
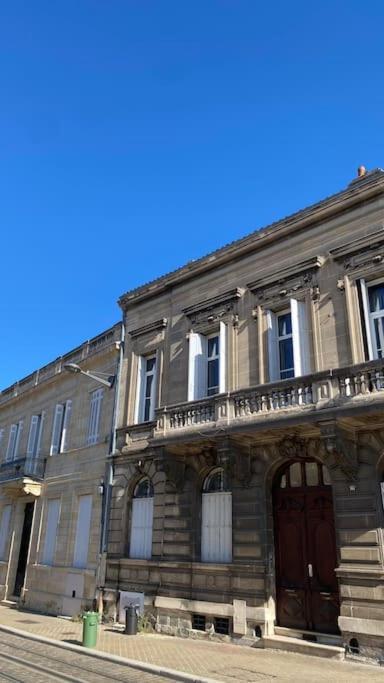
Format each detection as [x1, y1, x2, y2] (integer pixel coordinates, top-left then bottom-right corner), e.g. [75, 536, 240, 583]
[276, 309, 294, 380]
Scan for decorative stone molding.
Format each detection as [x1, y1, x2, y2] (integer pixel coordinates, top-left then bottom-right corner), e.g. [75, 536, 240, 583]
[247, 256, 324, 306]
[152, 447, 187, 492]
[318, 422, 359, 481]
[182, 288, 243, 330]
[128, 318, 168, 338]
[330, 227, 384, 277]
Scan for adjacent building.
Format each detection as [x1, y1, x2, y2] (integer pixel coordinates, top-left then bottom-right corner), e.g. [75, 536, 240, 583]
[0, 323, 122, 616]
[104, 168, 384, 659]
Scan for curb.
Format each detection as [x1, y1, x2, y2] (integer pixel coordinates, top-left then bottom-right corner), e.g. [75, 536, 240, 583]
[0, 623, 221, 683]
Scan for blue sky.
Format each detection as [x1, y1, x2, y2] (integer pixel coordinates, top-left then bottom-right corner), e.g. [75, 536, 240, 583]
[1, 1, 383, 388]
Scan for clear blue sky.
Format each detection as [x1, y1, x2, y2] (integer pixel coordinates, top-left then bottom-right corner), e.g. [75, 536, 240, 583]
[1, 1, 383, 388]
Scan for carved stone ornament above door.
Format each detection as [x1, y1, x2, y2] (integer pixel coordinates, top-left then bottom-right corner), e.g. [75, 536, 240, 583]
[182, 287, 243, 331]
[247, 256, 324, 307]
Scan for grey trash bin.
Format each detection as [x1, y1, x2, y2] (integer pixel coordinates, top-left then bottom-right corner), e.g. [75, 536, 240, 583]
[125, 604, 138, 635]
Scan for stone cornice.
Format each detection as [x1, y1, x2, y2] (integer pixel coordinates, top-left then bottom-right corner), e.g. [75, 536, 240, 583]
[118, 170, 384, 309]
[247, 256, 324, 293]
[182, 288, 243, 318]
[128, 318, 168, 338]
[330, 226, 384, 260]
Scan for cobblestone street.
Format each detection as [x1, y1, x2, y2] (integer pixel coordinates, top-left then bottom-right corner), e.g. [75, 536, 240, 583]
[1, 606, 384, 682]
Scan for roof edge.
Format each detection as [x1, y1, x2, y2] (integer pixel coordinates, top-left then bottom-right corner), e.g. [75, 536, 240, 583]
[119, 169, 384, 309]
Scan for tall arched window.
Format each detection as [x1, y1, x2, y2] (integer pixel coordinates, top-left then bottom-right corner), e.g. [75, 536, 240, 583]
[201, 468, 232, 563]
[129, 477, 154, 559]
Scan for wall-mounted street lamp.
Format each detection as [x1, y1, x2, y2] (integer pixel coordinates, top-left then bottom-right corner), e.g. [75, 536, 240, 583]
[63, 362, 115, 389]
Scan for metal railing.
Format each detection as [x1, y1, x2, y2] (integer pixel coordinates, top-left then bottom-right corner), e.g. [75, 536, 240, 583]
[0, 456, 46, 483]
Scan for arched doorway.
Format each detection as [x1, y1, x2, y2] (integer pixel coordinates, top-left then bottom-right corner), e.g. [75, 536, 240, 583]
[273, 459, 339, 634]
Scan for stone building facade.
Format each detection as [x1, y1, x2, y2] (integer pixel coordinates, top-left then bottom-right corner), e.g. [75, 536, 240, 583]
[0, 323, 122, 616]
[105, 168, 384, 659]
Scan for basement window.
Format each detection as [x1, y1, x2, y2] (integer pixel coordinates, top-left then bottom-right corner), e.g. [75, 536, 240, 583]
[214, 617, 230, 635]
[192, 614, 206, 631]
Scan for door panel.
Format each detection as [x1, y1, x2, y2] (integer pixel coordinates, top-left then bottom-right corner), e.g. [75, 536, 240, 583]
[274, 471, 339, 634]
[14, 502, 34, 597]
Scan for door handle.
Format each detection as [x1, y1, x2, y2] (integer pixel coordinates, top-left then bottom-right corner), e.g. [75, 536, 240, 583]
[308, 563, 313, 578]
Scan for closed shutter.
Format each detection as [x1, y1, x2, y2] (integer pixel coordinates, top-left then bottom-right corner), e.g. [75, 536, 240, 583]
[27, 416, 40, 457]
[5, 425, 17, 462]
[134, 357, 145, 424]
[360, 278, 374, 360]
[87, 390, 103, 445]
[13, 421, 23, 460]
[290, 298, 311, 376]
[60, 400, 72, 452]
[148, 355, 158, 422]
[129, 497, 154, 559]
[50, 405, 64, 455]
[73, 494, 93, 568]
[266, 310, 279, 382]
[36, 411, 46, 456]
[219, 322, 227, 394]
[42, 499, 60, 565]
[0, 505, 12, 560]
[201, 492, 232, 563]
[188, 333, 208, 400]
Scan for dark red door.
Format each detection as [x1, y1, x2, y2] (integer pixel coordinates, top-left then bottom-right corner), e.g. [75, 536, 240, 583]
[273, 461, 339, 634]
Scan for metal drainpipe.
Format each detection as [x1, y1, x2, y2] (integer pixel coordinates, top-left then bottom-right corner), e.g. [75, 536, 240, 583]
[96, 321, 125, 614]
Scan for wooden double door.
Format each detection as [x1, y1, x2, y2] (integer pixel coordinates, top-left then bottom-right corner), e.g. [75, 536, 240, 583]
[273, 460, 339, 634]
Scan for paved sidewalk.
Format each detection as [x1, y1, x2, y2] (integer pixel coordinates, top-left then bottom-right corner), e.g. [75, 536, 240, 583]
[0, 605, 383, 683]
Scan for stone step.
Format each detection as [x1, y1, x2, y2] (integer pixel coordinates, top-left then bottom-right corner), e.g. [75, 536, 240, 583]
[263, 634, 345, 659]
[274, 626, 343, 647]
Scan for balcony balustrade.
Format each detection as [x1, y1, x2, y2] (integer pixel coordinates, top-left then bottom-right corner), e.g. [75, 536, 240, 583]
[149, 359, 384, 439]
[0, 456, 46, 483]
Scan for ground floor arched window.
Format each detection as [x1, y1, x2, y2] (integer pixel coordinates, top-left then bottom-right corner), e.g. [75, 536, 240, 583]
[201, 468, 232, 563]
[129, 477, 154, 559]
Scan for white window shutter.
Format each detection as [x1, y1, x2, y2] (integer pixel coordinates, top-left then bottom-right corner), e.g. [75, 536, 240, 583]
[13, 421, 23, 460]
[0, 429, 4, 453]
[291, 298, 311, 377]
[42, 499, 60, 565]
[188, 333, 207, 401]
[360, 278, 374, 360]
[87, 390, 103, 445]
[129, 497, 154, 559]
[73, 494, 93, 568]
[0, 505, 12, 561]
[50, 405, 64, 455]
[149, 355, 158, 422]
[36, 411, 45, 456]
[27, 416, 39, 457]
[5, 425, 17, 462]
[201, 492, 232, 563]
[219, 321, 227, 394]
[266, 310, 279, 382]
[134, 356, 145, 424]
[61, 400, 72, 452]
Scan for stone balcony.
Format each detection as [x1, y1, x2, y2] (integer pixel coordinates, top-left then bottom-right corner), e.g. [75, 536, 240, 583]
[0, 456, 46, 496]
[121, 359, 384, 449]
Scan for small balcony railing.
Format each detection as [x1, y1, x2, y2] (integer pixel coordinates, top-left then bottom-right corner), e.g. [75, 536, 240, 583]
[151, 358, 384, 438]
[0, 456, 46, 483]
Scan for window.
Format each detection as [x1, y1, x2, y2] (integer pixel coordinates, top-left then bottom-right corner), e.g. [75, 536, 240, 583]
[0, 505, 12, 561]
[135, 356, 157, 423]
[360, 279, 384, 360]
[87, 389, 103, 445]
[41, 499, 60, 565]
[266, 298, 310, 382]
[192, 614, 206, 631]
[188, 322, 227, 401]
[277, 312, 294, 380]
[5, 421, 23, 462]
[26, 413, 45, 459]
[50, 401, 72, 455]
[214, 616, 230, 635]
[73, 494, 93, 568]
[201, 468, 232, 563]
[129, 477, 154, 559]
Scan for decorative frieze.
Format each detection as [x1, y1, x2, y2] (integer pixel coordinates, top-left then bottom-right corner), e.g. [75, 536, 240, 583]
[128, 318, 168, 338]
[182, 288, 243, 330]
[247, 256, 324, 306]
[330, 226, 384, 277]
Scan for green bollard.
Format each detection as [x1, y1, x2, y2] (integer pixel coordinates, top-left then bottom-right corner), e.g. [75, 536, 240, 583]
[82, 610, 99, 648]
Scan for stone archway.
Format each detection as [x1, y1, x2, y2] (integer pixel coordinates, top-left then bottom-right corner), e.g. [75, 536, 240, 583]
[272, 458, 340, 634]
